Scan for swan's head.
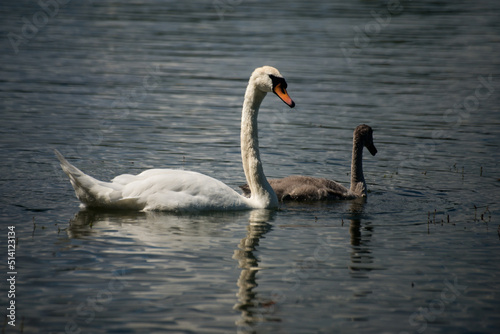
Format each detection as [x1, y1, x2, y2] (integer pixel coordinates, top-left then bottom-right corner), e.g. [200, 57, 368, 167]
[250, 66, 295, 108]
[355, 124, 377, 156]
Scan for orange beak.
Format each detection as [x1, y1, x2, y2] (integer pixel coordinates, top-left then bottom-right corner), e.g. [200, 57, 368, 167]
[273, 83, 295, 108]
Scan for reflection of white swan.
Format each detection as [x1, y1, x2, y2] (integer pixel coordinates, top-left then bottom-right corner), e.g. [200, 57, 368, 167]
[56, 66, 295, 211]
[233, 210, 279, 330]
[241, 124, 377, 201]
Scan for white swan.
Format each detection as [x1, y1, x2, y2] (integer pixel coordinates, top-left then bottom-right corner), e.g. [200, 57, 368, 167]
[240, 124, 377, 201]
[56, 66, 295, 211]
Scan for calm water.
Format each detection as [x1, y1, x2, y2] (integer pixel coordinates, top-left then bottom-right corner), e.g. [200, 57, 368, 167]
[1, 0, 500, 333]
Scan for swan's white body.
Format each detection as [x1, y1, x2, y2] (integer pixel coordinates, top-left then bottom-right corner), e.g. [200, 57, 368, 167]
[56, 66, 295, 211]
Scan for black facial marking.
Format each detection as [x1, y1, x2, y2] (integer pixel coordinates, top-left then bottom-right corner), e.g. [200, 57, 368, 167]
[269, 74, 288, 90]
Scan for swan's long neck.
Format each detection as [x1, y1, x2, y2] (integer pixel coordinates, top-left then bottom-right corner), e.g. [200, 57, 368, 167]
[349, 133, 366, 196]
[240, 81, 278, 208]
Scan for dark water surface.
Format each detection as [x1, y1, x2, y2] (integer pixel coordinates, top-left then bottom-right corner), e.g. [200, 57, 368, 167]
[1, 0, 499, 333]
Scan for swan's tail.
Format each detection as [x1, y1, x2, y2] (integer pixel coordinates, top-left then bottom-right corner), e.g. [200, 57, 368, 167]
[55, 149, 122, 208]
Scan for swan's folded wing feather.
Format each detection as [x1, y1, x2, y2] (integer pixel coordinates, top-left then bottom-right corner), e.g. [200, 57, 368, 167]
[111, 173, 139, 186]
[118, 169, 248, 211]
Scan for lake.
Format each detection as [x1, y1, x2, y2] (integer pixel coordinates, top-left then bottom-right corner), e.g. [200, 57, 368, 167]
[0, 0, 499, 333]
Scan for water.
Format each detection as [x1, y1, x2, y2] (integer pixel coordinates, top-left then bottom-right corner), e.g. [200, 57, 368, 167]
[1, 0, 499, 333]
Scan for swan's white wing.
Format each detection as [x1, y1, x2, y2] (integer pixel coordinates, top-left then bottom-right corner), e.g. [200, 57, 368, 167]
[56, 150, 250, 211]
[117, 169, 250, 211]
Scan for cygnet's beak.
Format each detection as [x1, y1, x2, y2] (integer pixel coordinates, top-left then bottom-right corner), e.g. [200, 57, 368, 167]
[273, 83, 295, 108]
[367, 143, 378, 156]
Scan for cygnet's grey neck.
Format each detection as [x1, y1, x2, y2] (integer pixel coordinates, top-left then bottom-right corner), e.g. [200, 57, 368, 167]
[350, 134, 366, 195]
